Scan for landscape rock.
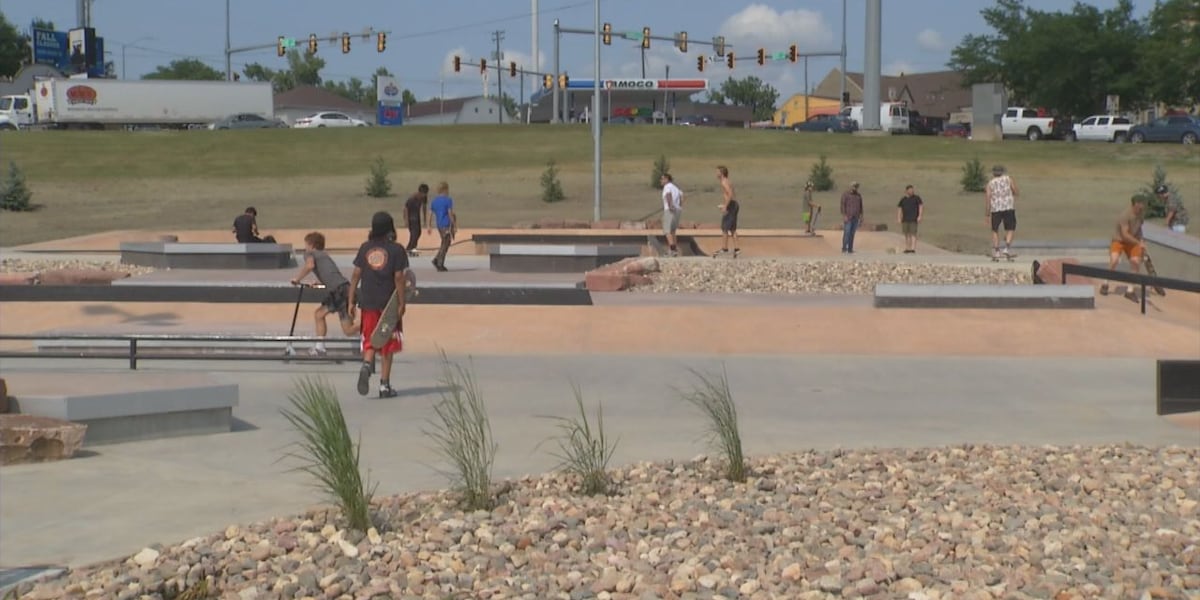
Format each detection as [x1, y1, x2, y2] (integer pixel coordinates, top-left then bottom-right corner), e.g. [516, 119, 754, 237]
[0, 258, 154, 277]
[11, 445, 1198, 600]
[0, 415, 87, 465]
[0, 378, 9, 413]
[0, 272, 38, 285]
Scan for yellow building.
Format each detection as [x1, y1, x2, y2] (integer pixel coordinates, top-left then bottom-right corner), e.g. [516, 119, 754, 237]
[773, 94, 842, 127]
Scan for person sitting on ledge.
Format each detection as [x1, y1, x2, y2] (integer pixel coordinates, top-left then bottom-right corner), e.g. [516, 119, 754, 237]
[232, 206, 276, 244]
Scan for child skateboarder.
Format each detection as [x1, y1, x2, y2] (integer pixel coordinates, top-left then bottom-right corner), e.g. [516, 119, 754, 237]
[1101, 195, 1147, 298]
[714, 166, 740, 257]
[291, 232, 358, 355]
[348, 212, 410, 398]
[896, 185, 924, 253]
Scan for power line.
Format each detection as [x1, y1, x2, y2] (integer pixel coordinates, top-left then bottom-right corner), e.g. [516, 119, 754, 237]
[389, 0, 592, 42]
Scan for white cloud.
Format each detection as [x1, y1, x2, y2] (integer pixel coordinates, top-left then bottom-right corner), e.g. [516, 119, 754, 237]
[718, 4, 835, 50]
[499, 48, 547, 74]
[916, 29, 944, 52]
[884, 60, 916, 77]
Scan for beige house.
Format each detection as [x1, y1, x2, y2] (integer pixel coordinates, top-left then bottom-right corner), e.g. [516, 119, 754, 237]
[812, 68, 974, 123]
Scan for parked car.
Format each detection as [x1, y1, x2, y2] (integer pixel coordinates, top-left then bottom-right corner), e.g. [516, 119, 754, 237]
[208, 113, 287, 130]
[678, 114, 718, 127]
[1001, 106, 1070, 141]
[941, 123, 971, 138]
[292, 112, 368, 128]
[792, 114, 857, 133]
[1127, 115, 1200, 144]
[908, 111, 945, 135]
[1070, 115, 1132, 142]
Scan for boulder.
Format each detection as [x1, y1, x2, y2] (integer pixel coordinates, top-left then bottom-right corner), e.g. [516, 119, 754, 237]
[1, 415, 87, 465]
[1035, 258, 1087, 285]
[584, 271, 629, 292]
[618, 256, 660, 276]
[0, 272, 38, 286]
[0, 378, 8, 413]
[38, 269, 130, 285]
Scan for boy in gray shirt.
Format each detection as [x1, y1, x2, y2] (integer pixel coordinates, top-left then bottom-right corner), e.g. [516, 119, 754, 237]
[291, 231, 357, 355]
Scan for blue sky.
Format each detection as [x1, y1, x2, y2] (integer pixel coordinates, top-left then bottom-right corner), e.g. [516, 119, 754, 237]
[4, 0, 1157, 101]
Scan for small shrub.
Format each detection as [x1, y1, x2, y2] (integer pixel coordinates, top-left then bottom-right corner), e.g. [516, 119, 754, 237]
[961, 156, 986, 192]
[0, 161, 34, 212]
[541, 382, 618, 496]
[425, 351, 496, 510]
[1139, 163, 1175, 218]
[651, 154, 670, 189]
[808, 155, 834, 191]
[678, 366, 746, 482]
[280, 377, 375, 531]
[365, 156, 392, 198]
[540, 160, 565, 203]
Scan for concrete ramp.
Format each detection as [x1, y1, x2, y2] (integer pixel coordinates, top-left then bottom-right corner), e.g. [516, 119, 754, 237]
[4, 373, 238, 446]
[874, 284, 1095, 309]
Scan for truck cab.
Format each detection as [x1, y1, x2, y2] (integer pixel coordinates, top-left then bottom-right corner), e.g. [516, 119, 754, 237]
[0, 94, 35, 130]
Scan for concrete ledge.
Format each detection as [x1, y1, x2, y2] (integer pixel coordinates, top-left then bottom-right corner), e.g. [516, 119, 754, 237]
[489, 244, 643, 273]
[120, 242, 295, 269]
[874, 284, 1095, 309]
[0, 283, 593, 305]
[7, 374, 238, 445]
[1143, 224, 1200, 282]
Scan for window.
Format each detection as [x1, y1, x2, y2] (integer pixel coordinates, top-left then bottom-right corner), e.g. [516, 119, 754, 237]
[1114, 117, 1130, 125]
[1005, 109, 1018, 118]
[1168, 116, 1190, 125]
[1081, 117, 1097, 126]
[14, 98, 28, 110]
[1023, 109, 1038, 118]
[1154, 118, 1169, 127]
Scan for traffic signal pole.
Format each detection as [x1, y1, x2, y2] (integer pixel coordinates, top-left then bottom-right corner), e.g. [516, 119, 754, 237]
[225, 29, 390, 80]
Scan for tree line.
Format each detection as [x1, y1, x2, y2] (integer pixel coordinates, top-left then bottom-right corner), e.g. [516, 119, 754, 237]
[949, 0, 1200, 117]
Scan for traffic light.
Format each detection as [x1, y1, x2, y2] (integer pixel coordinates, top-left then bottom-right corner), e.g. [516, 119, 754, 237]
[641, 27, 650, 49]
[696, 56, 706, 72]
[341, 33, 351, 53]
[277, 36, 286, 57]
[558, 73, 568, 89]
[480, 59, 487, 74]
[726, 53, 735, 69]
[377, 32, 387, 53]
[602, 23, 612, 45]
[453, 55, 461, 72]
[788, 44, 797, 63]
[676, 31, 687, 53]
[756, 48, 765, 65]
[714, 36, 726, 57]
[542, 74, 553, 89]
[308, 34, 318, 55]
[509, 61, 517, 77]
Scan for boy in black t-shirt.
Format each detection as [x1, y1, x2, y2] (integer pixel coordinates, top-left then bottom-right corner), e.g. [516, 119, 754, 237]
[896, 185, 924, 254]
[348, 212, 410, 398]
[403, 184, 430, 257]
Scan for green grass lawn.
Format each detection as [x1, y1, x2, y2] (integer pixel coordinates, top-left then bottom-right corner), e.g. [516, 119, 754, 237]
[0, 126, 1196, 250]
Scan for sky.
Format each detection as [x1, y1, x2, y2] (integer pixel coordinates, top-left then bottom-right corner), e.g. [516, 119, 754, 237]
[1, 0, 1160, 102]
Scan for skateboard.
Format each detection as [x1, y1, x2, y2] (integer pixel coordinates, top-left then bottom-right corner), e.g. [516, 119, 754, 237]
[990, 251, 1017, 262]
[368, 270, 418, 350]
[1142, 251, 1166, 296]
[712, 249, 740, 259]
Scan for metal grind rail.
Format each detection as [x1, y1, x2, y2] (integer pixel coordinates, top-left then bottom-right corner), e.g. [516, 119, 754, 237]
[1057, 263, 1200, 314]
[0, 334, 360, 370]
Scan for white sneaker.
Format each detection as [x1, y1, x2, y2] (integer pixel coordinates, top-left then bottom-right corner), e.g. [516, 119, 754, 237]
[308, 347, 327, 357]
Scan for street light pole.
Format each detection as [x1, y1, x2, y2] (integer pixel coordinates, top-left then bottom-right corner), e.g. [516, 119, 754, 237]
[121, 36, 155, 80]
[225, 0, 232, 81]
[592, 0, 602, 221]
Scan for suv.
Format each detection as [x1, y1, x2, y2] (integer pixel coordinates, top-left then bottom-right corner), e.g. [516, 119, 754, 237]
[1127, 115, 1200, 144]
[1071, 115, 1132, 142]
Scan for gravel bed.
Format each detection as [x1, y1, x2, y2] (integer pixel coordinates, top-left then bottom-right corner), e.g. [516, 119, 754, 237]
[15, 445, 1198, 599]
[635, 260, 1030, 295]
[0, 258, 155, 276]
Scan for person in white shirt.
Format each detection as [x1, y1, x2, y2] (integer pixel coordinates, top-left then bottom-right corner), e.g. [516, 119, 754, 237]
[660, 173, 684, 256]
[985, 164, 1020, 259]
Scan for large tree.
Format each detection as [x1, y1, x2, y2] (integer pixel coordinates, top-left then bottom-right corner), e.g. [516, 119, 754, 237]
[948, 0, 1149, 116]
[1139, 0, 1200, 107]
[143, 58, 224, 81]
[0, 13, 25, 77]
[243, 49, 324, 93]
[706, 76, 779, 121]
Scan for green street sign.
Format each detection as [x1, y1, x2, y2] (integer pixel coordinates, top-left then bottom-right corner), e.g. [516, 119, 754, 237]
[772, 51, 787, 61]
[282, 37, 296, 48]
[625, 31, 642, 40]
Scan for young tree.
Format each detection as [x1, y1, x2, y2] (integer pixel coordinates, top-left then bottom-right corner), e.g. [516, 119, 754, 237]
[325, 77, 370, 105]
[401, 89, 418, 106]
[143, 58, 225, 81]
[0, 14, 24, 77]
[710, 76, 779, 121]
[243, 49, 325, 93]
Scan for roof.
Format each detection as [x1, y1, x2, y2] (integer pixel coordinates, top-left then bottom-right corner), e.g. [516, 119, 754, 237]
[405, 97, 472, 119]
[273, 86, 368, 112]
[842, 70, 971, 118]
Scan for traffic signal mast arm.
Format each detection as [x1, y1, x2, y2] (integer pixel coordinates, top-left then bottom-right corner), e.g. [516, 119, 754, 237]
[250, 30, 392, 58]
[451, 54, 562, 80]
[561, 24, 731, 55]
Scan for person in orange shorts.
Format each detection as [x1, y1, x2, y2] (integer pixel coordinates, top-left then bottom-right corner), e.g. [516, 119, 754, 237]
[1101, 195, 1147, 297]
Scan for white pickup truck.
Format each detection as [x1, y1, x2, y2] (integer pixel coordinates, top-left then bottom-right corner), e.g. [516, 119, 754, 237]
[1070, 115, 1132, 142]
[1001, 106, 1068, 141]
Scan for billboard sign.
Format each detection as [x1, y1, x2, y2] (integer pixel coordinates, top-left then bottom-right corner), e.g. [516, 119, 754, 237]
[376, 75, 403, 126]
[32, 28, 70, 71]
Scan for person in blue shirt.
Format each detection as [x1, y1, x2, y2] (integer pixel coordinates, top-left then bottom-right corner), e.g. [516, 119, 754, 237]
[429, 181, 457, 272]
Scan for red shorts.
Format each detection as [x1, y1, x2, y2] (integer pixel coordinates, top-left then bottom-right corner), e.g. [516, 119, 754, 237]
[359, 309, 403, 355]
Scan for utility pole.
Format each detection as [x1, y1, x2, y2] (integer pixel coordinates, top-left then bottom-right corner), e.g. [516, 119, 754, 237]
[225, 0, 232, 81]
[552, 20, 561, 124]
[863, 0, 882, 130]
[531, 0, 539, 123]
[492, 30, 505, 124]
[840, 0, 847, 107]
[592, 0, 602, 221]
[640, 45, 646, 78]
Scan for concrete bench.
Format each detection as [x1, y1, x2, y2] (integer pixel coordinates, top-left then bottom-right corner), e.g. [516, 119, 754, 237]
[1143, 224, 1200, 282]
[120, 242, 296, 269]
[874, 284, 1095, 309]
[1157, 360, 1200, 416]
[488, 243, 643, 273]
[6, 373, 238, 446]
[1011, 239, 1110, 255]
